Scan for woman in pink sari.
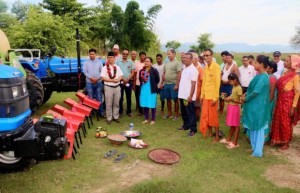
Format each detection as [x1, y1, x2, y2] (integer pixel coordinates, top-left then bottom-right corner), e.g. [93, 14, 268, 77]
[271, 55, 300, 150]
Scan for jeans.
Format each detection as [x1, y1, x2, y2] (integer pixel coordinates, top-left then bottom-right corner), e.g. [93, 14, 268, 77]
[119, 83, 132, 114]
[180, 99, 197, 132]
[86, 81, 103, 115]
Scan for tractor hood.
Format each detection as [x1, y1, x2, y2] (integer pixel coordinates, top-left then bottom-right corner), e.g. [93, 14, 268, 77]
[0, 64, 23, 79]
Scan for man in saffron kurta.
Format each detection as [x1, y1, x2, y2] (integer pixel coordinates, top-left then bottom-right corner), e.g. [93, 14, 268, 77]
[199, 49, 221, 141]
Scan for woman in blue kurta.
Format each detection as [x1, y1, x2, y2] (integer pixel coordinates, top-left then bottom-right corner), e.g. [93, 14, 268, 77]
[139, 57, 160, 125]
[242, 55, 270, 157]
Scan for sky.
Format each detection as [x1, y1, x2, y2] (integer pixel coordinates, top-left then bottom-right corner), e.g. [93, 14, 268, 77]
[5, 0, 300, 46]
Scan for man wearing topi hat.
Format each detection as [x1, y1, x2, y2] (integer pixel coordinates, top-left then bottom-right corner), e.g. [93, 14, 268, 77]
[112, 44, 122, 62]
[101, 51, 124, 124]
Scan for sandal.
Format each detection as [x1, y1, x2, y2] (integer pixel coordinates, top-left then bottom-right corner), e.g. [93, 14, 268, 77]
[114, 153, 126, 163]
[220, 138, 231, 144]
[226, 142, 239, 149]
[104, 149, 117, 158]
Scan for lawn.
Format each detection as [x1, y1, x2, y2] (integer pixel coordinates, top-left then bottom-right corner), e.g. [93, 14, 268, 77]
[0, 91, 298, 193]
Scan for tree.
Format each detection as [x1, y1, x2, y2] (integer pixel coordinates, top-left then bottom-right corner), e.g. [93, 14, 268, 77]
[7, 7, 78, 55]
[41, 0, 92, 26]
[0, 0, 7, 13]
[41, 0, 84, 16]
[290, 26, 300, 49]
[11, 0, 31, 22]
[123, 1, 161, 51]
[109, 4, 124, 46]
[190, 33, 215, 53]
[145, 4, 162, 30]
[0, 0, 18, 32]
[165, 40, 181, 50]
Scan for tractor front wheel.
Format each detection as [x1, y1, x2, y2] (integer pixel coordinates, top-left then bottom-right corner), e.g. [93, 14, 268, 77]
[26, 70, 44, 113]
[42, 86, 53, 104]
[0, 151, 30, 172]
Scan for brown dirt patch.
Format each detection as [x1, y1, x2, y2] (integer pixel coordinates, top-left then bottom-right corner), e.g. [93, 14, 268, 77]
[93, 159, 172, 193]
[264, 126, 300, 191]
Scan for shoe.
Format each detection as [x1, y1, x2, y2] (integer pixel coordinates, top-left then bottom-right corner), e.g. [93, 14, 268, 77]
[187, 132, 196, 137]
[150, 121, 155, 125]
[142, 120, 149, 124]
[163, 115, 171, 119]
[106, 120, 112, 124]
[113, 119, 120, 123]
[177, 127, 189, 131]
[127, 113, 133, 117]
[137, 113, 142, 117]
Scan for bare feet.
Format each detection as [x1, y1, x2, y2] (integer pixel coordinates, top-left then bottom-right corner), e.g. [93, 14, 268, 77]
[142, 120, 149, 124]
[278, 144, 289, 151]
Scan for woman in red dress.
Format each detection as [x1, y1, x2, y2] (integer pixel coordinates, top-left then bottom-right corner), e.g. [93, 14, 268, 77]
[271, 55, 300, 150]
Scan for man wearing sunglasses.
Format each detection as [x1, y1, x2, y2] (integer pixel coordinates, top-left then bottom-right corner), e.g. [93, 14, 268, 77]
[116, 49, 135, 117]
[199, 49, 221, 142]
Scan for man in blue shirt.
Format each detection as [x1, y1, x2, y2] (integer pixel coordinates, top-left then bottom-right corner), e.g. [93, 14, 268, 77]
[83, 48, 104, 115]
[116, 49, 135, 117]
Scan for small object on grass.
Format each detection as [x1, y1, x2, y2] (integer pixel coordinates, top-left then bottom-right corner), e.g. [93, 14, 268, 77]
[104, 149, 117, 158]
[107, 134, 127, 146]
[114, 153, 126, 163]
[148, 148, 180, 165]
[97, 127, 107, 138]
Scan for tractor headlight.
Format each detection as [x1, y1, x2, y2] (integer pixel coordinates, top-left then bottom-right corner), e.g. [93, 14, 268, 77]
[22, 84, 28, 94]
[12, 86, 19, 98]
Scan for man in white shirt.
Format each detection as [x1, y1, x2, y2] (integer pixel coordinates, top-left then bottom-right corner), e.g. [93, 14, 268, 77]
[153, 54, 165, 114]
[272, 51, 284, 79]
[101, 51, 123, 124]
[239, 56, 256, 94]
[178, 52, 198, 136]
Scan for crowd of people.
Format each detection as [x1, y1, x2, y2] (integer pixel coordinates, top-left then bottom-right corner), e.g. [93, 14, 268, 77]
[83, 44, 300, 158]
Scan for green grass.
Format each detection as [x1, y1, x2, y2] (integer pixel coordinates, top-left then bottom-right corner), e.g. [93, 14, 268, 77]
[0, 92, 298, 193]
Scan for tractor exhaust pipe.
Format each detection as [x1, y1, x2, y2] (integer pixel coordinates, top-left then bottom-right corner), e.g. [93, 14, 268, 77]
[76, 28, 82, 90]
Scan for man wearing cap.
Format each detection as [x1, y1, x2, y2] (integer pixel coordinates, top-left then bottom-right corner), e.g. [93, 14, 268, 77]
[83, 48, 104, 116]
[101, 51, 123, 124]
[112, 44, 122, 62]
[116, 49, 135, 117]
[273, 51, 284, 79]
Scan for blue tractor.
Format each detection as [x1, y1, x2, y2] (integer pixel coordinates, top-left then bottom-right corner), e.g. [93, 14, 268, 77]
[0, 64, 67, 171]
[1, 29, 105, 113]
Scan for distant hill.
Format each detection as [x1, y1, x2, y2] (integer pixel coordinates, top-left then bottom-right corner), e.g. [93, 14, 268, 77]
[161, 42, 300, 53]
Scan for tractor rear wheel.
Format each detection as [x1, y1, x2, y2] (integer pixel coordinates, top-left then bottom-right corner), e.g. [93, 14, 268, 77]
[26, 70, 44, 113]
